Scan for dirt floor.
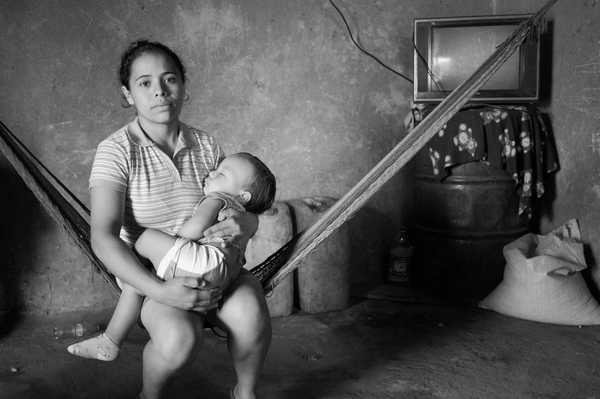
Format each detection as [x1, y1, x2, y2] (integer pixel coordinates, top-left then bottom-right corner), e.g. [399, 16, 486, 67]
[1, 290, 600, 399]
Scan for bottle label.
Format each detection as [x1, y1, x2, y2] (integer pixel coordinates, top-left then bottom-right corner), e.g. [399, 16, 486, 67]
[388, 246, 413, 283]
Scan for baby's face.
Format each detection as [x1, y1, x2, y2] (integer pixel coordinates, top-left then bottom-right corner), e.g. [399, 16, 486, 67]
[204, 156, 254, 196]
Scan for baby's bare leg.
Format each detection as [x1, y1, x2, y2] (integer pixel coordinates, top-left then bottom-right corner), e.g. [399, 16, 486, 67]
[105, 283, 144, 343]
[135, 229, 178, 269]
[67, 283, 143, 361]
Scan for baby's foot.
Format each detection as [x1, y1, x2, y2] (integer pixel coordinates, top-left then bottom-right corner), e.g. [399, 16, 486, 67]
[67, 332, 120, 361]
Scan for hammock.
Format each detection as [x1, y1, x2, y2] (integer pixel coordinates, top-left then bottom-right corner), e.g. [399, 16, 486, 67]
[0, 0, 556, 296]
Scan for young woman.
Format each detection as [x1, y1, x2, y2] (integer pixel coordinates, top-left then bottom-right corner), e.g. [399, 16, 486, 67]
[84, 39, 271, 399]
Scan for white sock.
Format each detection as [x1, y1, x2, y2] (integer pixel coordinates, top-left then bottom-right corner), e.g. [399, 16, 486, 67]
[66, 332, 120, 361]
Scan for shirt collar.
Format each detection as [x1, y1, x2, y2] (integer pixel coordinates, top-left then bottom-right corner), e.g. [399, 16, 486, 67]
[130, 118, 196, 151]
[176, 123, 197, 150]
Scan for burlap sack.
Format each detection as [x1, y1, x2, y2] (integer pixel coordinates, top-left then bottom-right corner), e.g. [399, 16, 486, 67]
[479, 220, 600, 325]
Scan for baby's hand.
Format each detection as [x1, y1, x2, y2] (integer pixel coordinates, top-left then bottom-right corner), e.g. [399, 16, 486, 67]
[203, 208, 257, 250]
[203, 208, 242, 241]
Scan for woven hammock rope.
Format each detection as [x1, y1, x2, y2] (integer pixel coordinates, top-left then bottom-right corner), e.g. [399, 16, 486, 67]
[0, 0, 557, 296]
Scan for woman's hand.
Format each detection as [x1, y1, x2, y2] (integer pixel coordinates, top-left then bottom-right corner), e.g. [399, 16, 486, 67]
[155, 277, 223, 312]
[202, 208, 258, 250]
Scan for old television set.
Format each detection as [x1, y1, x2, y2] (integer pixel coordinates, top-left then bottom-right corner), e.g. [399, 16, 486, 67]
[413, 14, 540, 103]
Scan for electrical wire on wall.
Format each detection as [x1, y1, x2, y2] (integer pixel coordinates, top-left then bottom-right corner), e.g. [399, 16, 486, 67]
[412, 35, 446, 91]
[328, 0, 413, 84]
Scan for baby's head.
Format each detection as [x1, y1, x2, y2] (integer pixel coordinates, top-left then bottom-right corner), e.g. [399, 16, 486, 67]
[203, 152, 276, 214]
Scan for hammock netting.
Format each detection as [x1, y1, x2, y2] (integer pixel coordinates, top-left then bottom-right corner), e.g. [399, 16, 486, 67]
[0, 0, 556, 297]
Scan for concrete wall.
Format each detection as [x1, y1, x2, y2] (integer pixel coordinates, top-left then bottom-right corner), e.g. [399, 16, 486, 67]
[539, 0, 600, 290]
[1, 0, 598, 314]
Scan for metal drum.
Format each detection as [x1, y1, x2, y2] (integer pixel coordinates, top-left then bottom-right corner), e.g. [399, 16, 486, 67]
[412, 159, 529, 301]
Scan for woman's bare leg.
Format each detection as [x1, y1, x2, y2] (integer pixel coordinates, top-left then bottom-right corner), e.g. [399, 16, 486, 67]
[140, 299, 203, 399]
[215, 272, 271, 399]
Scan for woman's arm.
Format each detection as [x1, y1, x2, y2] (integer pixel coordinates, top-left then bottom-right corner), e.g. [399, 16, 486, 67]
[90, 185, 158, 294]
[90, 185, 221, 311]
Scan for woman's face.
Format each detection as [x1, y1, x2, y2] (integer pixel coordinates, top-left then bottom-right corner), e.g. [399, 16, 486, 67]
[122, 51, 186, 126]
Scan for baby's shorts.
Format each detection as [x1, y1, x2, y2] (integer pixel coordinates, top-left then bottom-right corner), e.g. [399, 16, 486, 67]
[155, 237, 228, 286]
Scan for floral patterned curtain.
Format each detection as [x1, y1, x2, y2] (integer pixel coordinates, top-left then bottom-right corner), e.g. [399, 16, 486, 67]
[418, 105, 559, 218]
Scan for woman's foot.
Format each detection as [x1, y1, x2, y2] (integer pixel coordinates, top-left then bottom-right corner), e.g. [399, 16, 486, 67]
[66, 332, 120, 361]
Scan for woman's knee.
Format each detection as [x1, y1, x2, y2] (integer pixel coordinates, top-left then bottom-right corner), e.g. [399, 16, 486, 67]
[142, 302, 202, 368]
[220, 276, 271, 340]
[158, 326, 199, 367]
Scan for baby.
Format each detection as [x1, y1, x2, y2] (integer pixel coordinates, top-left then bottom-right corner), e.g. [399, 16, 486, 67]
[67, 152, 276, 361]
[135, 152, 276, 290]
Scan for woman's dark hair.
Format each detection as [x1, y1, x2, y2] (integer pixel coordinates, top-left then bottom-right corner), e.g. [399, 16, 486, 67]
[231, 152, 276, 214]
[119, 39, 186, 88]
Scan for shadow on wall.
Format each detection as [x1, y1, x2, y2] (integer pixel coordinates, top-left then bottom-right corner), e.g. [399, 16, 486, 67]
[530, 111, 558, 233]
[0, 160, 49, 333]
[537, 20, 554, 108]
[530, 20, 557, 232]
[346, 206, 390, 287]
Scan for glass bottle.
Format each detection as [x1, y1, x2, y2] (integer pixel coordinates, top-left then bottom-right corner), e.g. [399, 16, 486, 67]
[53, 322, 101, 339]
[387, 230, 413, 284]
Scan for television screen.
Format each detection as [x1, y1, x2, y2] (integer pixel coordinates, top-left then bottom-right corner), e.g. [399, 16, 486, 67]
[413, 15, 540, 103]
[431, 25, 520, 90]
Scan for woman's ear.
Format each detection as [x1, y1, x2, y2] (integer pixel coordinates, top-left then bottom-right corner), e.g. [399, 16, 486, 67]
[239, 190, 252, 204]
[121, 86, 134, 105]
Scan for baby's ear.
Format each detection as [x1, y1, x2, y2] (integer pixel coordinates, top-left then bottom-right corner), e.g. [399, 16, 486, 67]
[239, 190, 252, 204]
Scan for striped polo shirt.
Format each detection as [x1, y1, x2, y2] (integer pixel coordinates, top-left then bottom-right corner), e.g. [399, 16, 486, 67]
[89, 120, 224, 246]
